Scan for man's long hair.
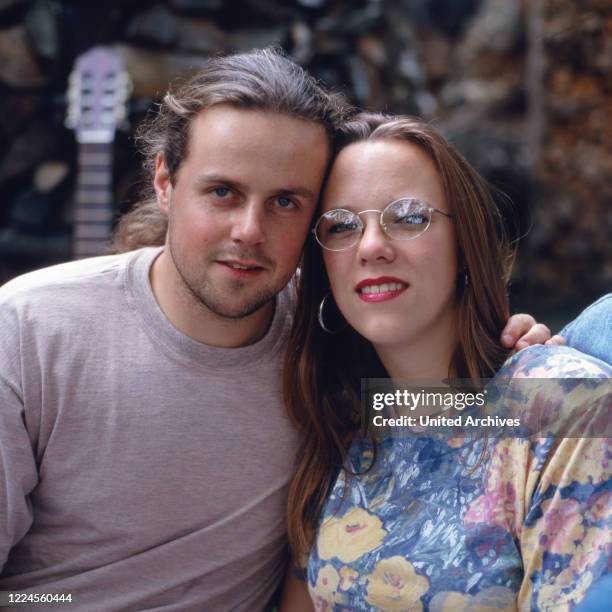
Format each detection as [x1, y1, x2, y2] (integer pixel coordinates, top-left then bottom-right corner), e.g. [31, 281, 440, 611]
[283, 113, 516, 560]
[113, 47, 350, 251]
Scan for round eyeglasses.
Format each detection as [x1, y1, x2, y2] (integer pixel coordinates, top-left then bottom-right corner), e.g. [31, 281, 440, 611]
[312, 197, 454, 252]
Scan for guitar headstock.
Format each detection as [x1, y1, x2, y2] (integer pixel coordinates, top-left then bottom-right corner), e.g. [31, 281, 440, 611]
[65, 47, 132, 144]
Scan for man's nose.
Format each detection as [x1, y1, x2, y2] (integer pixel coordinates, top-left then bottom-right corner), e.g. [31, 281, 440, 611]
[230, 200, 266, 245]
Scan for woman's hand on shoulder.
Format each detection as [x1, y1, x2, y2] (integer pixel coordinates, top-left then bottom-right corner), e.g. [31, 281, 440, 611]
[501, 313, 561, 352]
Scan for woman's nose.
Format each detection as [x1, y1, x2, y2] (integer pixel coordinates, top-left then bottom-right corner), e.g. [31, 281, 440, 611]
[356, 212, 396, 264]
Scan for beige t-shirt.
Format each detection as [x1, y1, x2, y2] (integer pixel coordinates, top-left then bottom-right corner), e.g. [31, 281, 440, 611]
[0, 247, 299, 611]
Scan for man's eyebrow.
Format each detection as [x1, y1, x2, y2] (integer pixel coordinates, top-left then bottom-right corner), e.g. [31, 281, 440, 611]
[277, 187, 316, 200]
[195, 174, 316, 200]
[194, 173, 247, 191]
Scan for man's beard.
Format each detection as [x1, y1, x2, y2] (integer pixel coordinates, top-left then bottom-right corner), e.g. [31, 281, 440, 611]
[168, 240, 281, 320]
[183, 274, 278, 320]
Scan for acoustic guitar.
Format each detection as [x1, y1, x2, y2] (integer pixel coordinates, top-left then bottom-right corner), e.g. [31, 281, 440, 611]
[65, 47, 131, 259]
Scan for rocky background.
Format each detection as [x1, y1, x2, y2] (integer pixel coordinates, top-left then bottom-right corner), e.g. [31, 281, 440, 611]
[0, 0, 610, 326]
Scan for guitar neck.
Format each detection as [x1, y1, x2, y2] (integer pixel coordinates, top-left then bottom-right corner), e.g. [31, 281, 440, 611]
[73, 142, 114, 260]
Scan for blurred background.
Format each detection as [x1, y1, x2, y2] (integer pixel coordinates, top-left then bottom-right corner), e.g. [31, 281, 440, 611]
[0, 0, 610, 329]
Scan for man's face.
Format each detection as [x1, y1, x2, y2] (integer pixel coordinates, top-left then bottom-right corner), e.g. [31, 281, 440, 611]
[154, 105, 330, 319]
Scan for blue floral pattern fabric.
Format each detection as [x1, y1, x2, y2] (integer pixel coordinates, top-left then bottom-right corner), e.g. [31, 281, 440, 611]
[307, 346, 612, 611]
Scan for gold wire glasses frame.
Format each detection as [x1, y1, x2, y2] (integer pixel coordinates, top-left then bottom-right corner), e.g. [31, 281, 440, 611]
[312, 197, 454, 252]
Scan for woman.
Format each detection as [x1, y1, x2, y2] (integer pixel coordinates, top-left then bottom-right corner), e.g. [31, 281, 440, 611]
[280, 113, 611, 610]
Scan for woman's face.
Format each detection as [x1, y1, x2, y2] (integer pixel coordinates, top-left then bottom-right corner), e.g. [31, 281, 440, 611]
[320, 139, 459, 353]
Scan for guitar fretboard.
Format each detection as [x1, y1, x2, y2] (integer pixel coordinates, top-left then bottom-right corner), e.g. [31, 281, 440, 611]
[73, 142, 113, 259]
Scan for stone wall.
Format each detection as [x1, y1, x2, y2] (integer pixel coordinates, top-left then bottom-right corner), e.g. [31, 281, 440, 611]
[0, 0, 610, 318]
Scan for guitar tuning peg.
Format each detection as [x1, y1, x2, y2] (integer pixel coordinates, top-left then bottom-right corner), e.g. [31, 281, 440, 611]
[119, 73, 133, 94]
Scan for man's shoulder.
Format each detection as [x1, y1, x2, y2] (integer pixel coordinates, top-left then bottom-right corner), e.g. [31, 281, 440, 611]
[0, 250, 148, 316]
[561, 293, 612, 364]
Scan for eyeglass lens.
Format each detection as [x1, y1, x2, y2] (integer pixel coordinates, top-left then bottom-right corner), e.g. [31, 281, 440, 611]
[315, 198, 432, 250]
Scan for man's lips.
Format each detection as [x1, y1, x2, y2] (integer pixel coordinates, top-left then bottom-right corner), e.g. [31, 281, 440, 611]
[217, 259, 267, 277]
[355, 276, 408, 302]
[219, 259, 266, 270]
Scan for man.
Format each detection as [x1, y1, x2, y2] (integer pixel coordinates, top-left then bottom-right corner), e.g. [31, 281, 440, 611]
[0, 48, 550, 611]
[549, 294, 612, 364]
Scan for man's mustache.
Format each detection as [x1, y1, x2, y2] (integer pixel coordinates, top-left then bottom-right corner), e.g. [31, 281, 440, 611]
[213, 250, 275, 269]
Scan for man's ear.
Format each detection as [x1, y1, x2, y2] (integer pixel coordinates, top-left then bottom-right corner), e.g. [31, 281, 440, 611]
[153, 153, 172, 215]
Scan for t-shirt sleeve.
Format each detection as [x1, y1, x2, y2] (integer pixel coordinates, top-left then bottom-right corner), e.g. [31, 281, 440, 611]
[0, 300, 38, 570]
[519, 434, 610, 610]
[506, 347, 612, 610]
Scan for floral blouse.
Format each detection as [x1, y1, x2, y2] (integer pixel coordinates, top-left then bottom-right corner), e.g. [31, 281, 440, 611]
[307, 346, 611, 611]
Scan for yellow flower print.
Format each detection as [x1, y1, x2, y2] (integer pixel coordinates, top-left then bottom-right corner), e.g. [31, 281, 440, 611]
[542, 438, 609, 489]
[586, 490, 612, 522]
[536, 496, 585, 555]
[464, 439, 527, 538]
[429, 586, 515, 611]
[318, 508, 387, 563]
[365, 556, 428, 611]
[536, 569, 593, 611]
[309, 564, 340, 610]
[432, 591, 469, 612]
[570, 526, 609, 574]
[558, 568, 577, 588]
[338, 566, 359, 592]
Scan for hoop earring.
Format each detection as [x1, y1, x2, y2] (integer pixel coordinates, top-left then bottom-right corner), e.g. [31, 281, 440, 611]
[318, 293, 347, 334]
[464, 269, 469, 289]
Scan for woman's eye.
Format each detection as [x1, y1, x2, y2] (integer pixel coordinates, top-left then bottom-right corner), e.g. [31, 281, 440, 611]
[398, 214, 427, 225]
[330, 221, 359, 234]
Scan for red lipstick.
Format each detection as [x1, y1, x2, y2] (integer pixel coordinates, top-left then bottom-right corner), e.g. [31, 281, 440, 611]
[355, 276, 408, 303]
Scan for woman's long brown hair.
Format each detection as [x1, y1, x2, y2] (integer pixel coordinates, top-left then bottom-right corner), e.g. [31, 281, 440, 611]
[283, 113, 516, 560]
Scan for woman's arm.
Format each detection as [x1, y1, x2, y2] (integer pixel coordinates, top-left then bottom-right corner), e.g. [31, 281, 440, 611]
[279, 570, 315, 612]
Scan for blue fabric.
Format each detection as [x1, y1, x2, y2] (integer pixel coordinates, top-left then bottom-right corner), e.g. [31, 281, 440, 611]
[575, 573, 612, 612]
[561, 294, 612, 365]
